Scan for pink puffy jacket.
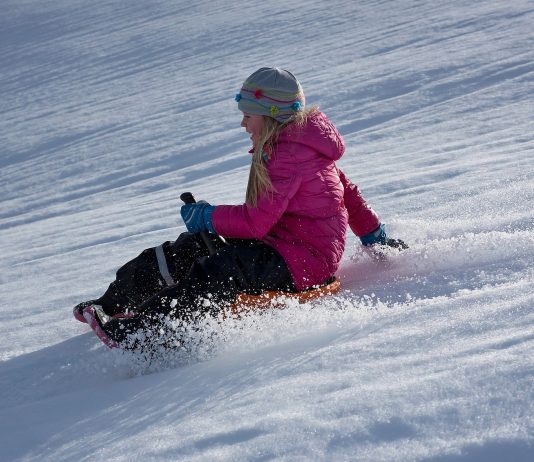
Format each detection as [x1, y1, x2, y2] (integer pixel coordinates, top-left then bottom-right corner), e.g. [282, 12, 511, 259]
[212, 111, 380, 290]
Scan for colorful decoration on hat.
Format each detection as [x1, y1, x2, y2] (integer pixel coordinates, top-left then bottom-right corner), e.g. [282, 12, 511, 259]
[235, 68, 306, 122]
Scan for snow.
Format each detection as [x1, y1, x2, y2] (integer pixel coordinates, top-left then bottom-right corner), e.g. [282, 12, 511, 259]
[1, 0, 533, 460]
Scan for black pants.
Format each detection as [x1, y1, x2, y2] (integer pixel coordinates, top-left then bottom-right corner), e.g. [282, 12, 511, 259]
[97, 233, 295, 345]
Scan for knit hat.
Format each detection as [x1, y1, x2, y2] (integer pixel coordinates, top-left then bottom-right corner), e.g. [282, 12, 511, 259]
[235, 67, 305, 122]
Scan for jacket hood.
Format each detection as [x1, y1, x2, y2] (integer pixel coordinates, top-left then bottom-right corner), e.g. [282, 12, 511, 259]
[277, 110, 345, 160]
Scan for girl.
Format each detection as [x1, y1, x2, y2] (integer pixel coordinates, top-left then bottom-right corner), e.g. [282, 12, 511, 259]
[76, 67, 406, 350]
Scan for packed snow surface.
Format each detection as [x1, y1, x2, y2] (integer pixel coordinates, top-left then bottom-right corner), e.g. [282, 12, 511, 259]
[1, 0, 533, 460]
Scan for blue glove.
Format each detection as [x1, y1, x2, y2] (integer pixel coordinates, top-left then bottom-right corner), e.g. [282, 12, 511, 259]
[180, 201, 216, 234]
[360, 224, 387, 246]
[360, 224, 408, 249]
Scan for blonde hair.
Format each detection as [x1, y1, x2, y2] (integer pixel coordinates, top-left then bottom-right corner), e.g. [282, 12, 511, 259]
[246, 106, 319, 206]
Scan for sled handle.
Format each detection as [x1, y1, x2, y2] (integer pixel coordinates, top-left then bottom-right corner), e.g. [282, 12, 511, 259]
[180, 192, 219, 255]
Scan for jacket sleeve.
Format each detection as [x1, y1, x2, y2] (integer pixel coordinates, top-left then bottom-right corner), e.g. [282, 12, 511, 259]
[211, 167, 302, 239]
[338, 168, 380, 237]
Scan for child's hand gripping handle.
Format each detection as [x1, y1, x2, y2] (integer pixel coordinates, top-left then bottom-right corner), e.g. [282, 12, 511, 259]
[180, 192, 218, 255]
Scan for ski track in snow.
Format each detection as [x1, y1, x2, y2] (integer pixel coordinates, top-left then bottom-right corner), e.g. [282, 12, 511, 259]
[1, 0, 533, 461]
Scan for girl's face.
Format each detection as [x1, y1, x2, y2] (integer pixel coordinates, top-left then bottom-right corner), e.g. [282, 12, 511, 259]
[241, 113, 264, 147]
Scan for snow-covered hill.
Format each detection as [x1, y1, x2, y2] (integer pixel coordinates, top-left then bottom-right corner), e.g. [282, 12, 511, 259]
[1, 0, 533, 460]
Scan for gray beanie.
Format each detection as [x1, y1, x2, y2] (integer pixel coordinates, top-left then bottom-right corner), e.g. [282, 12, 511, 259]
[235, 67, 305, 122]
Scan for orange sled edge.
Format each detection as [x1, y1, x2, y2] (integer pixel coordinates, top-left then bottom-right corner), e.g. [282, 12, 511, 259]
[230, 276, 341, 315]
